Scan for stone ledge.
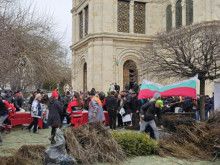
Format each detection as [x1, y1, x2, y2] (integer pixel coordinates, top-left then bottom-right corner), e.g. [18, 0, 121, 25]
[70, 32, 156, 50]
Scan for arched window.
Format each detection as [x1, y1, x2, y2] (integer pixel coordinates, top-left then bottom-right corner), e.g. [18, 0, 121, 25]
[118, 0, 130, 33]
[85, 6, 89, 36]
[79, 11, 83, 39]
[186, 0, 193, 25]
[166, 5, 172, 32]
[176, 0, 182, 29]
[134, 2, 146, 34]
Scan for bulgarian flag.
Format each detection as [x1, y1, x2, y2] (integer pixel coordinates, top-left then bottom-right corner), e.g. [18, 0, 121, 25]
[138, 75, 198, 99]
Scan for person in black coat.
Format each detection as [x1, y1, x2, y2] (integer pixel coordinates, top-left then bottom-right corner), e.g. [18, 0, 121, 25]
[47, 91, 63, 144]
[131, 92, 141, 128]
[41, 94, 50, 106]
[140, 99, 164, 140]
[117, 94, 123, 128]
[106, 91, 118, 130]
[132, 82, 139, 93]
[114, 83, 120, 93]
[122, 90, 132, 126]
[62, 91, 71, 124]
[29, 91, 37, 110]
[125, 83, 130, 91]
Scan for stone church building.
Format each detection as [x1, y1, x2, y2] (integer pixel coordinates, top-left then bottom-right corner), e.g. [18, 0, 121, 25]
[70, 0, 220, 92]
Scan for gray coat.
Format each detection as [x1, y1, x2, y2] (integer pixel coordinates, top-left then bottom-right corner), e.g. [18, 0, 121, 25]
[14, 96, 24, 111]
[3, 95, 14, 104]
[47, 98, 63, 126]
[88, 97, 105, 123]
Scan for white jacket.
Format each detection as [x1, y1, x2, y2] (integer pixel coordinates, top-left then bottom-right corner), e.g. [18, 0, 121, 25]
[31, 100, 43, 118]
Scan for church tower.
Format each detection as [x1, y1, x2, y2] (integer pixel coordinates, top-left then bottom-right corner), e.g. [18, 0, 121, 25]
[71, 0, 220, 93]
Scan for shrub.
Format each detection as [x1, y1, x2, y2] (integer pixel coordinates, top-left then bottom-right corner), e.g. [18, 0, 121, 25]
[112, 131, 158, 156]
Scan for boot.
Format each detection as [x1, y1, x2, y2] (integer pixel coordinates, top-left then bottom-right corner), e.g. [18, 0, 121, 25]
[49, 133, 56, 144]
[51, 135, 56, 144]
[5, 128, 11, 134]
[51, 138, 56, 144]
[0, 127, 4, 133]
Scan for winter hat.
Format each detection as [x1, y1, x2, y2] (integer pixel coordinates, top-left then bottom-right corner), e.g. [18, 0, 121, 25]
[52, 91, 59, 98]
[35, 94, 41, 100]
[37, 89, 41, 93]
[89, 90, 95, 96]
[131, 91, 136, 95]
[153, 93, 161, 100]
[156, 100, 164, 108]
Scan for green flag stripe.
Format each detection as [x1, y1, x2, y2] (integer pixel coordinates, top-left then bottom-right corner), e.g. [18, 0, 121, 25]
[140, 80, 196, 92]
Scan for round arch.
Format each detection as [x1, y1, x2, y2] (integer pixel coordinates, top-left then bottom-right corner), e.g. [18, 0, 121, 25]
[75, 53, 87, 92]
[116, 49, 145, 90]
[123, 60, 138, 89]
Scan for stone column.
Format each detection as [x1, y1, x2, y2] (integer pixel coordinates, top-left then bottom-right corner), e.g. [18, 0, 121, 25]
[72, 12, 77, 44]
[72, 50, 76, 90]
[162, 12, 166, 31]
[72, 0, 76, 9]
[87, 41, 94, 91]
[82, 9, 85, 37]
[102, 39, 114, 91]
[206, 0, 212, 21]
[182, 0, 186, 26]
[130, 0, 134, 33]
[172, 5, 176, 28]
[75, 12, 79, 42]
[113, 0, 118, 33]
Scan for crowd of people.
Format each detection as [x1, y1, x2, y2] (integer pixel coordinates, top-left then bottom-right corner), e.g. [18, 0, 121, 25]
[0, 83, 215, 146]
[160, 93, 214, 120]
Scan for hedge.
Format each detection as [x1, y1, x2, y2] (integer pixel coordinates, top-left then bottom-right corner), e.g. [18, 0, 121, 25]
[112, 131, 158, 156]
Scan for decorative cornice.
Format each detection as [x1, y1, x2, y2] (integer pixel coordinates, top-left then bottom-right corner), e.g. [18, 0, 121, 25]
[71, 0, 87, 13]
[70, 32, 156, 50]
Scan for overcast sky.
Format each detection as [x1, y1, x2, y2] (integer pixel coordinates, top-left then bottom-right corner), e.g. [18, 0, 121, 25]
[26, 0, 72, 48]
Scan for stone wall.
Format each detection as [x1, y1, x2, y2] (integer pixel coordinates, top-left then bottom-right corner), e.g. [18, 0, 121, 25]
[71, 0, 220, 94]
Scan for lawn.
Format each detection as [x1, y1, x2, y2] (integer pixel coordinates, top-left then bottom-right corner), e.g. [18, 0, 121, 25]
[0, 126, 219, 165]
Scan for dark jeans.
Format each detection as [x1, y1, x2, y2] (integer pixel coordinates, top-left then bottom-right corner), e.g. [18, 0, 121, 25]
[62, 110, 71, 124]
[132, 113, 140, 127]
[51, 126, 57, 137]
[205, 109, 211, 120]
[108, 109, 116, 129]
[28, 117, 38, 133]
[118, 113, 123, 127]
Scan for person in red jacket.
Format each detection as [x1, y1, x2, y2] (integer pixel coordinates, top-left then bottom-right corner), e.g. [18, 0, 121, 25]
[0, 96, 15, 145]
[2, 103, 15, 133]
[67, 92, 84, 129]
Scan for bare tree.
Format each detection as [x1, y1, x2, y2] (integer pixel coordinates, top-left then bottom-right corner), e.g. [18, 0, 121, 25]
[0, 1, 71, 91]
[140, 22, 220, 121]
